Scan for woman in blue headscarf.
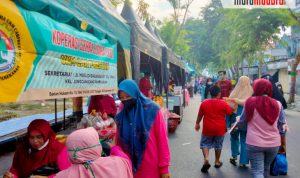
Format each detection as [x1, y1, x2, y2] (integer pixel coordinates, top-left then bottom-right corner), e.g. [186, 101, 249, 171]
[116, 80, 170, 178]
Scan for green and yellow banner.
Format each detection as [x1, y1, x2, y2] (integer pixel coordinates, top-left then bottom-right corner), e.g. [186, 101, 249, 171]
[0, 0, 120, 103]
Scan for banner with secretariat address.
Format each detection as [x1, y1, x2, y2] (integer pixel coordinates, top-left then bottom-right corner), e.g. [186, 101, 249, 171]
[0, 1, 118, 102]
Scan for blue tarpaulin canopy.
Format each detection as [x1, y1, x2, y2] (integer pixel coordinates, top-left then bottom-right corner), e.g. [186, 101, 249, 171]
[185, 62, 195, 73]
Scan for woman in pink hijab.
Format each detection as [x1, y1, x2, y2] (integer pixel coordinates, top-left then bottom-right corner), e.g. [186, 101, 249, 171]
[55, 127, 133, 178]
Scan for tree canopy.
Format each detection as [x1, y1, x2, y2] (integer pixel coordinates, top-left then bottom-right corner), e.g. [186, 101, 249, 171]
[159, 0, 297, 74]
[109, 0, 297, 74]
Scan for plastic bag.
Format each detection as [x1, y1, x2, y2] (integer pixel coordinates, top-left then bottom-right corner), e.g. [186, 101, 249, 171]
[77, 113, 101, 129]
[270, 153, 288, 176]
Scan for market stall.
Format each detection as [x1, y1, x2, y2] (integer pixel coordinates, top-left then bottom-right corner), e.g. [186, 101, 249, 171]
[151, 25, 186, 132]
[121, 2, 164, 93]
[166, 50, 185, 124]
[96, 0, 132, 81]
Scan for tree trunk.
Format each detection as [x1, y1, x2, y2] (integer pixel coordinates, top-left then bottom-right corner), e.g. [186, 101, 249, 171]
[288, 55, 300, 104]
[233, 63, 240, 79]
[258, 52, 264, 78]
[287, 8, 300, 103]
[170, 0, 194, 49]
[258, 62, 262, 78]
[241, 65, 244, 76]
[247, 66, 250, 78]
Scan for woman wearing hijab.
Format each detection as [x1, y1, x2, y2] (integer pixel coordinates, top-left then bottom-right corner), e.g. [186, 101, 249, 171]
[203, 78, 213, 101]
[184, 85, 190, 106]
[261, 74, 287, 109]
[88, 95, 117, 118]
[55, 127, 133, 178]
[116, 80, 171, 178]
[225, 76, 253, 167]
[3, 119, 70, 178]
[237, 79, 287, 178]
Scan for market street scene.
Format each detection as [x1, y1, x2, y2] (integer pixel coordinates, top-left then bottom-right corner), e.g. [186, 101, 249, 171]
[1, 0, 300, 178]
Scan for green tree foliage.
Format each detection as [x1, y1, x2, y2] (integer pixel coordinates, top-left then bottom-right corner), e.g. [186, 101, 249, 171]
[109, 0, 124, 7]
[136, 0, 151, 21]
[213, 8, 296, 67]
[159, 21, 190, 57]
[183, 19, 209, 68]
[166, 0, 195, 49]
[172, 0, 223, 71]
[181, 0, 296, 73]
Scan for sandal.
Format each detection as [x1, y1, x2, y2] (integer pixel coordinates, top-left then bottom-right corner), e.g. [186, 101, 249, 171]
[214, 162, 223, 168]
[230, 158, 237, 166]
[239, 164, 248, 168]
[201, 163, 211, 173]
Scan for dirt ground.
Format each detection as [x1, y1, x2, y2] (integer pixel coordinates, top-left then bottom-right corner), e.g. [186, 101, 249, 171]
[0, 98, 88, 122]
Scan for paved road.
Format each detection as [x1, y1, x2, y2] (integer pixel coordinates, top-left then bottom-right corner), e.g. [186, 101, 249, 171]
[1, 94, 299, 177]
[169, 95, 300, 178]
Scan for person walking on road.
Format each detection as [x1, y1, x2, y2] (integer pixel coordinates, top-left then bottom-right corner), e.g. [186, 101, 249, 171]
[217, 71, 232, 98]
[195, 85, 233, 173]
[237, 79, 287, 178]
[224, 76, 253, 167]
[202, 78, 213, 101]
[261, 74, 287, 109]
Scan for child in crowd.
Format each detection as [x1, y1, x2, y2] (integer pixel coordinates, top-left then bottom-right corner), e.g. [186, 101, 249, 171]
[195, 85, 233, 173]
[78, 110, 116, 139]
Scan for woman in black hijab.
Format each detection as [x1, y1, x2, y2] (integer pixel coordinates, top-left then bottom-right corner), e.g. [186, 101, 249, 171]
[261, 74, 287, 109]
[203, 78, 214, 100]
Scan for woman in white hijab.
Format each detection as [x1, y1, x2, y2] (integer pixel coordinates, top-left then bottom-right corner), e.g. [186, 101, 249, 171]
[225, 76, 253, 167]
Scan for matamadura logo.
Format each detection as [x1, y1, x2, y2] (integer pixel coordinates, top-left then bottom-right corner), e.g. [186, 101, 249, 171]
[0, 30, 16, 73]
[221, 0, 296, 8]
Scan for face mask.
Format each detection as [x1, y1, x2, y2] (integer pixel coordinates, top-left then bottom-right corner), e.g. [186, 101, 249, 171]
[38, 139, 49, 150]
[122, 98, 137, 111]
[219, 76, 225, 80]
[207, 82, 213, 85]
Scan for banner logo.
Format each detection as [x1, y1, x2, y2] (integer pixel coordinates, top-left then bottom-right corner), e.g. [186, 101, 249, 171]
[0, 30, 16, 73]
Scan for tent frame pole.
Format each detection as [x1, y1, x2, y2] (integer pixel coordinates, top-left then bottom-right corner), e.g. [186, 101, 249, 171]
[63, 98, 66, 130]
[55, 99, 57, 125]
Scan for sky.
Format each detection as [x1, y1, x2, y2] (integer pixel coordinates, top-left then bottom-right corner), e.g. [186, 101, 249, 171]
[118, 0, 212, 21]
[122, 0, 291, 36]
